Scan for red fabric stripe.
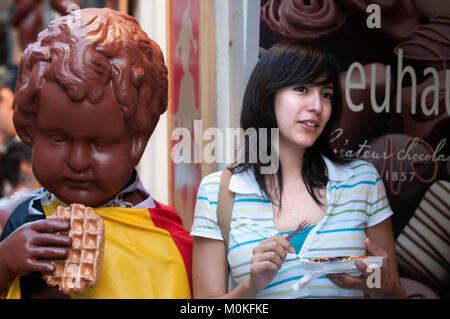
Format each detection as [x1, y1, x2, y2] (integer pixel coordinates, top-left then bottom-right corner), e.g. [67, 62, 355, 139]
[147, 201, 193, 295]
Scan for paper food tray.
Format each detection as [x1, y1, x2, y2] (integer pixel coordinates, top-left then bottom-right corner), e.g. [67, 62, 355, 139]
[301, 256, 384, 275]
[292, 256, 384, 291]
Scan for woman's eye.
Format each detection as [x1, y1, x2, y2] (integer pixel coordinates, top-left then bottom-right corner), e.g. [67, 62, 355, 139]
[322, 92, 333, 100]
[294, 86, 307, 93]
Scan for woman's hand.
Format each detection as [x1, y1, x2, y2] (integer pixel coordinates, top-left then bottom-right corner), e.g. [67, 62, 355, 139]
[0, 219, 72, 290]
[247, 234, 295, 294]
[327, 238, 405, 298]
[193, 234, 295, 299]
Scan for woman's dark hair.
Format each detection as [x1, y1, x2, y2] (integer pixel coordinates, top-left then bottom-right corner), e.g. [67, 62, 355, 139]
[232, 40, 349, 207]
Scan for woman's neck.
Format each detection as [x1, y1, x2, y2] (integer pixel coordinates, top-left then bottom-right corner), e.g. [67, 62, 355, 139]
[277, 139, 306, 187]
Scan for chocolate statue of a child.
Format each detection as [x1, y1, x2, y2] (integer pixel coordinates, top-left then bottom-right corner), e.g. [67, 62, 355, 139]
[0, 7, 192, 299]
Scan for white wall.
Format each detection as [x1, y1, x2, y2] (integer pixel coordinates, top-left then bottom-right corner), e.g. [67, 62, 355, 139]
[134, 0, 169, 204]
[132, 0, 260, 201]
[215, 0, 260, 169]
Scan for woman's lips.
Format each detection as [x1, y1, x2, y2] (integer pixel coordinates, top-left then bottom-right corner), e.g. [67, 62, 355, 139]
[298, 120, 320, 132]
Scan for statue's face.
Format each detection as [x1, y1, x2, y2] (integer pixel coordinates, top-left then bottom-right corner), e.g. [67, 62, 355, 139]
[31, 81, 141, 206]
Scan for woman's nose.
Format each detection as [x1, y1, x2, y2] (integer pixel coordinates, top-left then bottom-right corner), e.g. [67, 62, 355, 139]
[307, 90, 323, 114]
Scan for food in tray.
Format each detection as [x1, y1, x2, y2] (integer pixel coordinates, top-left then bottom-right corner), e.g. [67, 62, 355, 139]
[307, 256, 370, 262]
[301, 255, 384, 275]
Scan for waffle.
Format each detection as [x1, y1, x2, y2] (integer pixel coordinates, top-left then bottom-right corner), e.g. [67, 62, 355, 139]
[42, 204, 105, 294]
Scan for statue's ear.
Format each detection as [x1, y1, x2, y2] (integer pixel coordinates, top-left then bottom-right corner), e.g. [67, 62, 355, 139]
[129, 114, 159, 166]
[13, 114, 35, 147]
[129, 132, 148, 167]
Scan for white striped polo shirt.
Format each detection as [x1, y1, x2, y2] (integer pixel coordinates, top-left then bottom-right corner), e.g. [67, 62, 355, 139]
[191, 157, 393, 298]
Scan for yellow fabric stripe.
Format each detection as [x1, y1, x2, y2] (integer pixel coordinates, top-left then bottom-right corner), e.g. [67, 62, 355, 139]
[1, 276, 21, 299]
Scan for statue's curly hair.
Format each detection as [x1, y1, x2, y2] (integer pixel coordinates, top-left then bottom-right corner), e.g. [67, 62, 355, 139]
[13, 7, 168, 145]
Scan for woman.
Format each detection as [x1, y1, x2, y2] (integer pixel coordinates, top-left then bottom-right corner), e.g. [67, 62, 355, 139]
[191, 40, 405, 298]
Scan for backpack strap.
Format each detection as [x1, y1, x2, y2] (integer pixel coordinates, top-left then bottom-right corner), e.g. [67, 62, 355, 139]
[216, 168, 235, 292]
[0, 197, 44, 242]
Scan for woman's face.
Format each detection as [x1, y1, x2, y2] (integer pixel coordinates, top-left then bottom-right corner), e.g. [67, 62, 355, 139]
[274, 82, 334, 152]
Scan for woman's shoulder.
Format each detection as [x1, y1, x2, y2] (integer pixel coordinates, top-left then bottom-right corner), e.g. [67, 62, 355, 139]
[198, 170, 223, 194]
[198, 168, 259, 196]
[200, 170, 223, 184]
[341, 158, 377, 170]
[346, 159, 378, 173]
[340, 158, 381, 182]
[325, 156, 380, 183]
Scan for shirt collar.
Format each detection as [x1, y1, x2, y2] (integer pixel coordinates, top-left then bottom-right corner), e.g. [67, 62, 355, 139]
[321, 156, 354, 182]
[229, 168, 262, 195]
[228, 156, 353, 194]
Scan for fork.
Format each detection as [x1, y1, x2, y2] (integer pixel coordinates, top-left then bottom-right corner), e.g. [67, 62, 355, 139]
[285, 220, 310, 241]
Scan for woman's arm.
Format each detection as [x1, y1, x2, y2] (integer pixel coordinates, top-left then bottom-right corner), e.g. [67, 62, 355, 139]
[365, 218, 405, 298]
[193, 236, 254, 298]
[193, 235, 294, 299]
[327, 218, 405, 298]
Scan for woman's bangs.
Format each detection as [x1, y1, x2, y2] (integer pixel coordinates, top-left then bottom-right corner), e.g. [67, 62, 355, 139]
[281, 47, 339, 87]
